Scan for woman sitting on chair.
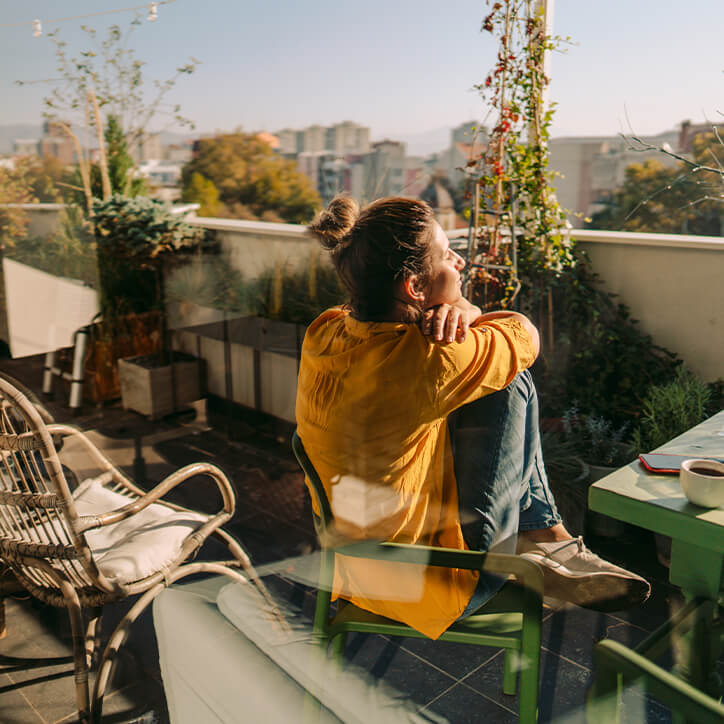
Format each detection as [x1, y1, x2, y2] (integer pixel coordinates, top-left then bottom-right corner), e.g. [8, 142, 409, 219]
[296, 196, 649, 639]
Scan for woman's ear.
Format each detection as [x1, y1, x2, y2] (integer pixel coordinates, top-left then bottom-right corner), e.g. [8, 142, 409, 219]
[402, 274, 426, 303]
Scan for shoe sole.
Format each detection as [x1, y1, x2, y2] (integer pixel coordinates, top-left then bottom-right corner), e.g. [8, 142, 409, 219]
[534, 565, 651, 612]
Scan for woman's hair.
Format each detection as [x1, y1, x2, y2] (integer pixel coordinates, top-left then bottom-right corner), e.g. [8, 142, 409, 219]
[307, 195, 436, 321]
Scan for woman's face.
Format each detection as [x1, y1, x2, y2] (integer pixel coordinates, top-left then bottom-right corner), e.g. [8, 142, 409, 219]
[423, 222, 465, 308]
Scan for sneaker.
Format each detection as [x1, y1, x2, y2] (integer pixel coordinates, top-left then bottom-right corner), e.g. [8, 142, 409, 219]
[518, 536, 651, 611]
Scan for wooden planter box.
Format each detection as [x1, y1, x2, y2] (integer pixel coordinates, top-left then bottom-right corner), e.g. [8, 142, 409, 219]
[118, 352, 204, 420]
[173, 315, 305, 424]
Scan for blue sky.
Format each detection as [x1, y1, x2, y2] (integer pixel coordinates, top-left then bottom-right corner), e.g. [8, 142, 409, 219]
[1, 0, 722, 146]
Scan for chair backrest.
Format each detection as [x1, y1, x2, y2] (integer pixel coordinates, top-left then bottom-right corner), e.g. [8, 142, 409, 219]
[0, 377, 100, 602]
[291, 431, 334, 541]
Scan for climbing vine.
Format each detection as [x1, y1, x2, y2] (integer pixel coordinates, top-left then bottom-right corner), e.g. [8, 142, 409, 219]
[469, 0, 575, 338]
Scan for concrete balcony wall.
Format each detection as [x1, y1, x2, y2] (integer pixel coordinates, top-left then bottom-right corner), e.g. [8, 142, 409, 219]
[574, 229, 724, 383]
[189, 217, 325, 278]
[192, 218, 723, 383]
[6, 207, 720, 382]
[0, 203, 66, 238]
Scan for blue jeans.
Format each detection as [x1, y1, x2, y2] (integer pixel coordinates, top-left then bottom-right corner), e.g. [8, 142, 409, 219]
[450, 370, 561, 618]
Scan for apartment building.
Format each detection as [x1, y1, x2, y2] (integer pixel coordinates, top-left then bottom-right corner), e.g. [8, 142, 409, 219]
[549, 129, 680, 226]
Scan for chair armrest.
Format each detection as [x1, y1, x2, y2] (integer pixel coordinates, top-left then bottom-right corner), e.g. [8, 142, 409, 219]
[46, 423, 141, 493]
[334, 540, 543, 596]
[75, 462, 236, 533]
[589, 639, 724, 724]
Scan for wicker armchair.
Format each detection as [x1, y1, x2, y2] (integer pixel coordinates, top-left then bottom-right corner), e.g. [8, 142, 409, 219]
[0, 376, 275, 723]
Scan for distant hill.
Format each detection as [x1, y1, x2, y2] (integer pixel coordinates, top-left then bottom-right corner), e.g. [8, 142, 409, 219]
[0, 124, 194, 155]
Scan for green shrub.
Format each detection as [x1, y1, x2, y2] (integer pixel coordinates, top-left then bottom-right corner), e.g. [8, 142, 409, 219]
[561, 406, 632, 467]
[632, 367, 712, 453]
[534, 255, 681, 426]
[92, 195, 209, 317]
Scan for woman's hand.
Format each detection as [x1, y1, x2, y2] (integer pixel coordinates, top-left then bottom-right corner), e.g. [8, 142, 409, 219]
[421, 298, 482, 344]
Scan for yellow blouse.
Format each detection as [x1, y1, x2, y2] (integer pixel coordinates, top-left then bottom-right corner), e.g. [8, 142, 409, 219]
[295, 307, 536, 639]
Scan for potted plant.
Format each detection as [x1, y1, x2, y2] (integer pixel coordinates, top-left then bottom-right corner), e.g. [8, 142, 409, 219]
[540, 427, 589, 536]
[92, 194, 210, 419]
[560, 406, 635, 537]
[631, 366, 713, 565]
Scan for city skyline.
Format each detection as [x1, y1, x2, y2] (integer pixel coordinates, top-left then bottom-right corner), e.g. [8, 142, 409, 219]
[1, 0, 722, 146]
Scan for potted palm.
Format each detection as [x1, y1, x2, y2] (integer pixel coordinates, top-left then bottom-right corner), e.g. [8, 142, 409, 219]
[92, 194, 210, 419]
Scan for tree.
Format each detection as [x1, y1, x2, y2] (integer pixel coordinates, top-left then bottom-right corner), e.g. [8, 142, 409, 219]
[34, 20, 198, 152]
[181, 132, 321, 224]
[0, 160, 36, 241]
[590, 131, 723, 236]
[18, 157, 70, 202]
[17, 17, 198, 209]
[65, 115, 149, 206]
[181, 172, 221, 217]
[102, 115, 148, 197]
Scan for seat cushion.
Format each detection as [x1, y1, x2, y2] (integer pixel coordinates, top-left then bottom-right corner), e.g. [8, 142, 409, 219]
[216, 581, 446, 724]
[72, 476, 208, 584]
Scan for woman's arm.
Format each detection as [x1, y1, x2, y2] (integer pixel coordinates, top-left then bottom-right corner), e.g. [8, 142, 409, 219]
[421, 298, 482, 344]
[422, 303, 540, 358]
[475, 310, 540, 359]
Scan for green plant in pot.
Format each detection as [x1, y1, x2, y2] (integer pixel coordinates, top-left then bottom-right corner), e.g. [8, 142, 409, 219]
[631, 366, 714, 566]
[92, 194, 210, 418]
[562, 406, 633, 474]
[561, 406, 635, 538]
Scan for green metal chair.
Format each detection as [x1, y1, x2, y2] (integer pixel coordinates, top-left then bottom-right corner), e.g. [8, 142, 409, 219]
[292, 430, 544, 723]
[586, 598, 724, 723]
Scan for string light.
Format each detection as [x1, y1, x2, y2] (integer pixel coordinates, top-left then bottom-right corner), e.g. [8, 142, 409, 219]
[0, 0, 177, 35]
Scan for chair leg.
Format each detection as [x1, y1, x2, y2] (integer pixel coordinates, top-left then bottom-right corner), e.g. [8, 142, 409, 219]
[91, 562, 247, 724]
[585, 667, 621, 723]
[502, 648, 518, 695]
[84, 607, 103, 668]
[330, 632, 348, 662]
[58, 580, 91, 724]
[518, 591, 542, 724]
[0, 596, 6, 640]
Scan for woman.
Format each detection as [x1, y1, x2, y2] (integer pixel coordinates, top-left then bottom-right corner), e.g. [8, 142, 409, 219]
[296, 196, 649, 639]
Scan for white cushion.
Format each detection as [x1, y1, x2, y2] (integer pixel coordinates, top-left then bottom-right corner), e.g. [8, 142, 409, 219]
[72, 477, 208, 584]
[216, 582, 445, 724]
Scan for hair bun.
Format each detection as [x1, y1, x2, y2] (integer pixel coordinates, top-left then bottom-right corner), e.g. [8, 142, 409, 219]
[308, 195, 359, 250]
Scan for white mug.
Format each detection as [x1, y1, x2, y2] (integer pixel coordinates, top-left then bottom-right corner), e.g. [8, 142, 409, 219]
[680, 458, 724, 507]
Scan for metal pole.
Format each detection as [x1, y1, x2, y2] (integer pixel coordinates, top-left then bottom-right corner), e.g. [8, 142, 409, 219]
[42, 350, 55, 397]
[69, 327, 89, 412]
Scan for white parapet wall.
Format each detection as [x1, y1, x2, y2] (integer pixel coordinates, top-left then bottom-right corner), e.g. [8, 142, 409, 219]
[191, 217, 724, 383]
[189, 216, 325, 278]
[0, 203, 67, 238]
[574, 229, 723, 383]
[7, 207, 720, 382]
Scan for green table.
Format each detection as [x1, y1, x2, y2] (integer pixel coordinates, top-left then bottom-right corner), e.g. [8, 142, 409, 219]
[588, 409, 724, 701]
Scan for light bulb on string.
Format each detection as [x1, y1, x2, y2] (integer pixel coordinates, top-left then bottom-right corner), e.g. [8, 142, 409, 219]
[148, 3, 158, 22]
[33, 19, 42, 37]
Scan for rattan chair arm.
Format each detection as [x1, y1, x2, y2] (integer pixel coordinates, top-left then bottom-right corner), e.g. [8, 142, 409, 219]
[45, 424, 138, 491]
[75, 462, 236, 533]
[333, 541, 544, 595]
